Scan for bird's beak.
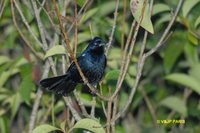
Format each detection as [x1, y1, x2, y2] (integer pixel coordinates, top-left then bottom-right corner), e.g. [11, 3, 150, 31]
[99, 41, 107, 47]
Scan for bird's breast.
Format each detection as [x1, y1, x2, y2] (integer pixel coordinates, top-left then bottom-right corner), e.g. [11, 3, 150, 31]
[82, 54, 106, 84]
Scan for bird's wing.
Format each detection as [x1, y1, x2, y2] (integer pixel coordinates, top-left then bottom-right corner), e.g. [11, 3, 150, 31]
[66, 55, 87, 83]
[67, 55, 84, 72]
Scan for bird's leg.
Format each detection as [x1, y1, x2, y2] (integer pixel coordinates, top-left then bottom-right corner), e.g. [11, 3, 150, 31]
[90, 89, 97, 96]
[90, 84, 98, 96]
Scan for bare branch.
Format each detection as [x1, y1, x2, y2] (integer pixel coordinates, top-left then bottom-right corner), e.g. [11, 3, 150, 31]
[90, 96, 96, 118]
[105, 0, 120, 55]
[64, 97, 81, 121]
[0, 0, 6, 19]
[67, 0, 90, 33]
[140, 86, 157, 126]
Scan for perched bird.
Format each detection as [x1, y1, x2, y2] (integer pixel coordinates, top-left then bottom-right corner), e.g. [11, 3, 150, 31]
[40, 37, 107, 96]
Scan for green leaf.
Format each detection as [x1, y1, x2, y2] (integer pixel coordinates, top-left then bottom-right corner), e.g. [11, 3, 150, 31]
[195, 15, 200, 28]
[54, 101, 65, 113]
[153, 4, 170, 16]
[80, 8, 98, 24]
[0, 108, 6, 117]
[154, 14, 171, 28]
[130, 0, 154, 34]
[165, 73, 200, 95]
[77, 0, 85, 7]
[0, 88, 8, 102]
[184, 43, 199, 66]
[119, 93, 128, 109]
[97, 1, 123, 17]
[20, 63, 32, 77]
[33, 124, 60, 133]
[0, 68, 19, 88]
[0, 116, 9, 133]
[60, 120, 66, 132]
[80, 93, 100, 107]
[189, 63, 200, 82]
[44, 45, 66, 59]
[125, 73, 135, 87]
[182, 0, 200, 17]
[14, 56, 28, 68]
[72, 118, 105, 133]
[105, 69, 120, 81]
[128, 65, 137, 76]
[78, 32, 91, 44]
[108, 48, 121, 60]
[187, 32, 198, 45]
[159, 96, 187, 117]
[19, 75, 34, 104]
[164, 32, 186, 73]
[11, 93, 21, 118]
[0, 56, 10, 66]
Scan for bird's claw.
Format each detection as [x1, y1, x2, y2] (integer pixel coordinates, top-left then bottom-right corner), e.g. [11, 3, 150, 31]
[90, 89, 97, 96]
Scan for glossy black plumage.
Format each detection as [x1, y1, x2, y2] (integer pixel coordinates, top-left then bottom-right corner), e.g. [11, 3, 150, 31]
[40, 37, 107, 96]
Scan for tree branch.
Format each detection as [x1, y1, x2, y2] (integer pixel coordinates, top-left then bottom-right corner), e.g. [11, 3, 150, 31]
[105, 0, 120, 55]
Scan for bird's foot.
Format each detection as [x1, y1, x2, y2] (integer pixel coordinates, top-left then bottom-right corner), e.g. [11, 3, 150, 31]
[90, 89, 97, 96]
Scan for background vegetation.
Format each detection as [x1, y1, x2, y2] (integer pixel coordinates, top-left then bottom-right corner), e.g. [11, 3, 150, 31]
[0, 0, 200, 133]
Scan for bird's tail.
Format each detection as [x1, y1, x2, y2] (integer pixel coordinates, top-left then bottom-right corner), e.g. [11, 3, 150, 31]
[40, 73, 77, 96]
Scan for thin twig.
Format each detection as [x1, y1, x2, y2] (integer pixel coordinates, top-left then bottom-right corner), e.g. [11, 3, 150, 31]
[73, 0, 78, 54]
[38, 0, 47, 13]
[0, 0, 6, 19]
[90, 96, 96, 118]
[74, 90, 89, 117]
[67, 0, 90, 33]
[63, 97, 81, 121]
[105, 0, 119, 55]
[100, 83, 107, 118]
[121, 0, 127, 50]
[36, 0, 57, 33]
[106, 98, 112, 133]
[89, 23, 94, 38]
[179, 88, 192, 129]
[40, 104, 52, 123]
[140, 86, 157, 126]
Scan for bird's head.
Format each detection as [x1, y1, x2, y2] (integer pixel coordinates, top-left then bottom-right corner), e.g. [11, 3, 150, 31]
[87, 37, 106, 55]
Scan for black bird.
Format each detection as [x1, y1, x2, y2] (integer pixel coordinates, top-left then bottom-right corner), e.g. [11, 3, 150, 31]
[40, 37, 107, 96]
